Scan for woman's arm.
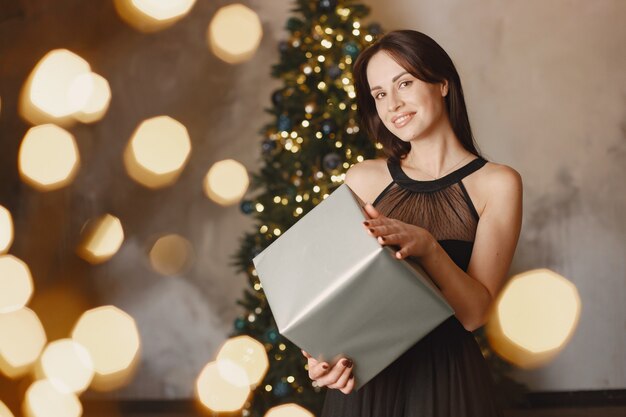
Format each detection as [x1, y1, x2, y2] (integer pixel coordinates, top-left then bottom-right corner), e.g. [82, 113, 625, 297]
[363, 165, 523, 332]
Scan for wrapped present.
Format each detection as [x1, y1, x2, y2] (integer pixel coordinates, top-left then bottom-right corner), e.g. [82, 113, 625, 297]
[252, 183, 454, 390]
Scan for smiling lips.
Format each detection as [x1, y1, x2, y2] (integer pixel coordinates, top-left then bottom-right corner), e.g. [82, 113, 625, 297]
[391, 112, 416, 128]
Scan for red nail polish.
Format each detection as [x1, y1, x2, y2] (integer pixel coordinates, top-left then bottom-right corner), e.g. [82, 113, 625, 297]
[349, 374, 354, 379]
[381, 236, 386, 241]
[368, 228, 374, 233]
[322, 364, 329, 370]
[363, 221, 370, 226]
[343, 359, 353, 368]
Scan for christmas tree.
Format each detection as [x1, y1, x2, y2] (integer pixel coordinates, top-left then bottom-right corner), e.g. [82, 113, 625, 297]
[231, 0, 382, 415]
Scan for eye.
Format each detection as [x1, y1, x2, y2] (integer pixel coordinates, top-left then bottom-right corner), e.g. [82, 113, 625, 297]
[374, 92, 385, 100]
[399, 80, 412, 88]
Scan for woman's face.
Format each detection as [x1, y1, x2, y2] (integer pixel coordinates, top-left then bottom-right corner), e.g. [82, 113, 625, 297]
[366, 51, 448, 143]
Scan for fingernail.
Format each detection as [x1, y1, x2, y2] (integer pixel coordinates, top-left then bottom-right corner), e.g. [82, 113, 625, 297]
[368, 228, 374, 233]
[380, 236, 386, 242]
[343, 359, 353, 368]
[322, 364, 329, 370]
[363, 221, 370, 226]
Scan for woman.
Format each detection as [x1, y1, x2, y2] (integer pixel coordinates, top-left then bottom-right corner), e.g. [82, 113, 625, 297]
[302, 30, 522, 416]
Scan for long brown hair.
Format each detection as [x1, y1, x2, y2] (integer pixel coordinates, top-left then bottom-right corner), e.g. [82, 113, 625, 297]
[353, 30, 481, 163]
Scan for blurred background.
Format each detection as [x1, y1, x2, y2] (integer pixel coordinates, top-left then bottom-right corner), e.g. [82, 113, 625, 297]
[0, 0, 624, 416]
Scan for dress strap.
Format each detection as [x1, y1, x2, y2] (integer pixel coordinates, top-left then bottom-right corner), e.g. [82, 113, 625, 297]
[387, 157, 488, 193]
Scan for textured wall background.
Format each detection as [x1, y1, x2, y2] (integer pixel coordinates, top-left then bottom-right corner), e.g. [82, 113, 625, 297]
[0, 0, 624, 399]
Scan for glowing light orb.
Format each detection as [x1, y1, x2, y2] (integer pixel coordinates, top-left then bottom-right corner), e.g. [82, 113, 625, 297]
[72, 306, 140, 390]
[217, 336, 269, 387]
[486, 268, 581, 368]
[124, 116, 191, 189]
[149, 234, 194, 276]
[23, 379, 82, 417]
[0, 401, 14, 417]
[203, 159, 249, 206]
[264, 404, 314, 417]
[73, 73, 112, 123]
[20, 49, 92, 125]
[76, 214, 124, 264]
[18, 124, 80, 191]
[0, 255, 34, 313]
[114, 0, 196, 33]
[196, 361, 250, 412]
[0, 205, 12, 254]
[0, 308, 46, 378]
[208, 4, 262, 64]
[39, 339, 94, 394]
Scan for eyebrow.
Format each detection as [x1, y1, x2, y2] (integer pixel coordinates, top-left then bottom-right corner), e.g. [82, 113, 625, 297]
[370, 71, 410, 92]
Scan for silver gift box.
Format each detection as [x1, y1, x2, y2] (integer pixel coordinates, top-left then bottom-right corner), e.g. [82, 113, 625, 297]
[252, 183, 454, 390]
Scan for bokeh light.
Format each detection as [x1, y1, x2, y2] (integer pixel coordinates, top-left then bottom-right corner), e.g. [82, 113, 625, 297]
[38, 339, 94, 394]
[216, 336, 269, 387]
[148, 234, 194, 276]
[124, 116, 191, 189]
[23, 379, 82, 417]
[71, 306, 140, 390]
[76, 214, 124, 264]
[195, 361, 250, 412]
[0, 308, 47, 378]
[0, 205, 14, 253]
[264, 404, 314, 417]
[208, 4, 262, 64]
[114, 0, 196, 32]
[486, 268, 581, 368]
[0, 255, 34, 313]
[203, 159, 249, 206]
[18, 124, 80, 191]
[19, 49, 92, 125]
[73, 73, 112, 123]
[0, 401, 14, 417]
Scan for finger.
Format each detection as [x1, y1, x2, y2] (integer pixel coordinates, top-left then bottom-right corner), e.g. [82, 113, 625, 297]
[328, 365, 353, 389]
[340, 373, 356, 394]
[395, 248, 408, 259]
[364, 203, 381, 219]
[317, 358, 352, 387]
[309, 361, 330, 380]
[301, 350, 311, 358]
[378, 232, 401, 245]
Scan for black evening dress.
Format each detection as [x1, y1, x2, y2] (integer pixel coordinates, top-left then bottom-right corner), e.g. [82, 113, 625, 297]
[320, 156, 503, 417]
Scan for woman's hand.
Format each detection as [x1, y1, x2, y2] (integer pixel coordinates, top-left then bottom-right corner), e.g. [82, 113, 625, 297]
[362, 202, 435, 259]
[301, 350, 355, 394]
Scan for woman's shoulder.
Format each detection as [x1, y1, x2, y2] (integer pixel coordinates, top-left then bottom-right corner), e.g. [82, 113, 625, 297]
[480, 160, 523, 190]
[468, 159, 523, 217]
[344, 158, 392, 204]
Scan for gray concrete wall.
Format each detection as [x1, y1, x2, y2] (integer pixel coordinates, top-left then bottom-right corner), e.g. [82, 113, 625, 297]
[0, 0, 624, 399]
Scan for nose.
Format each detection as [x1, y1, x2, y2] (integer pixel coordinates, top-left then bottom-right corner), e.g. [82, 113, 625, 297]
[387, 89, 403, 112]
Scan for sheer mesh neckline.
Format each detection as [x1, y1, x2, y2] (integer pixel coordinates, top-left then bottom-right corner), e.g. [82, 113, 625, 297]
[387, 157, 488, 192]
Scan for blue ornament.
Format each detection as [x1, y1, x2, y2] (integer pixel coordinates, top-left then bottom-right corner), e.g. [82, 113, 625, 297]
[262, 139, 276, 154]
[277, 114, 292, 131]
[240, 200, 254, 214]
[234, 317, 246, 330]
[274, 381, 291, 397]
[318, 0, 338, 12]
[323, 153, 342, 172]
[342, 42, 360, 59]
[328, 65, 342, 79]
[265, 328, 279, 342]
[368, 23, 383, 35]
[278, 40, 289, 54]
[271, 90, 284, 108]
[321, 118, 336, 135]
